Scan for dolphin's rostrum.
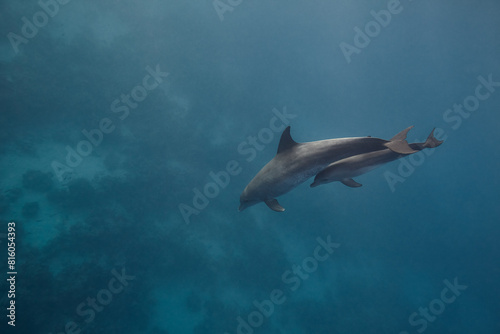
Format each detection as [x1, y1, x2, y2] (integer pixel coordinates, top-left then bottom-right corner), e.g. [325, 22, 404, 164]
[239, 126, 420, 212]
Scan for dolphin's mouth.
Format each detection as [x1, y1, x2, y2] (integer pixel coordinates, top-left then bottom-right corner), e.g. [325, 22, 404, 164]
[238, 202, 250, 212]
[238, 200, 259, 212]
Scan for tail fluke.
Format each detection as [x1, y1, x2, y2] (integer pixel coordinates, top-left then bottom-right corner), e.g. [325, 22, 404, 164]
[423, 128, 444, 148]
[385, 126, 418, 154]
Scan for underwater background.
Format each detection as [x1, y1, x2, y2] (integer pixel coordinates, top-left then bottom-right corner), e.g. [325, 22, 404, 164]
[1, 0, 499, 333]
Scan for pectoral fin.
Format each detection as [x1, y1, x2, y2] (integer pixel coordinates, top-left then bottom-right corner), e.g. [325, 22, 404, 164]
[265, 199, 285, 212]
[341, 178, 362, 188]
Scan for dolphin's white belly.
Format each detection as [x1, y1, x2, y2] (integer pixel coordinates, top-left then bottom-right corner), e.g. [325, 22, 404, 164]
[260, 160, 329, 197]
[327, 163, 381, 181]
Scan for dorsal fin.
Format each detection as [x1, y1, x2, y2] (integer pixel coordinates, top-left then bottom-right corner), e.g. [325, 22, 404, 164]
[390, 126, 414, 141]
[277, 126, 299, 154]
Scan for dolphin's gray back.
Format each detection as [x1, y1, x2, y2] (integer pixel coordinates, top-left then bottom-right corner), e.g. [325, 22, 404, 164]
[239, 125, 430, 211]
[244, 136, 391, 199]
[316, 149, 401, 179]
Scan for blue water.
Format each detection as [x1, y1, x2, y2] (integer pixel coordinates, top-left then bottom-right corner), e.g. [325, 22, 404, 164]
[1, 1, 499, 333]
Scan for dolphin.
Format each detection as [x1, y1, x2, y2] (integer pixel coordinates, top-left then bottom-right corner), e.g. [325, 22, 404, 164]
[310, 127, 443, 188]
[239, 126, 418, 212]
